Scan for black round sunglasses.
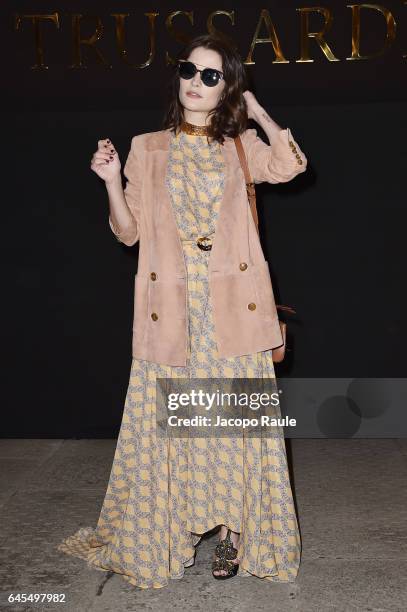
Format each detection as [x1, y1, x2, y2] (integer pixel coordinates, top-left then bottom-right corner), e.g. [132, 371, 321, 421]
[177, 60, 224, 87]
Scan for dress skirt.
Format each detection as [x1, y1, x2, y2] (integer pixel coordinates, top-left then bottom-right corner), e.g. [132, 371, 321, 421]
[57, 130, 301, 589]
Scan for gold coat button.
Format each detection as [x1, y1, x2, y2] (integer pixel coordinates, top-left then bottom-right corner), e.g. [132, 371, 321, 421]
[239, 262, 248, 271]
[150, 272, 157, 280]
[248, 302, 256, 311]
[297, 160, 303, 165]
[151, 312, 158, 321]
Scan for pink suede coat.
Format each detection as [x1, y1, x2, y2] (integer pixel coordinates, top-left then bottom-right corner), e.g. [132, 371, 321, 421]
[109, 126, 308, 366]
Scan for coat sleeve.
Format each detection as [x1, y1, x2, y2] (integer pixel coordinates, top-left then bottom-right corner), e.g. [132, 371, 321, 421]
[242, 127, 307, 184]
[109, 135, 143, 246]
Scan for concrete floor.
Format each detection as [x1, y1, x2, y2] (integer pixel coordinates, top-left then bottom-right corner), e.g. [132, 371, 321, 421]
[0, 438, 406, 612]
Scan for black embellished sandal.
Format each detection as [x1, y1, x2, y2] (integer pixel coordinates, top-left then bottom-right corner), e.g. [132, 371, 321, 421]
[211, 528, 239, 580]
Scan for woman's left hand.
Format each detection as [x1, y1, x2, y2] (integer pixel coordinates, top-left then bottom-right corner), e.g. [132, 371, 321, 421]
[243, 90, 262, 120]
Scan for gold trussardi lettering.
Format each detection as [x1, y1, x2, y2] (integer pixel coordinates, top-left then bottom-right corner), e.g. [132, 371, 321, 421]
[14, 13, 60, 70]
[111, 13, 158, 68]
[346, 4, 396, 60]
[13, 6, 405, 70]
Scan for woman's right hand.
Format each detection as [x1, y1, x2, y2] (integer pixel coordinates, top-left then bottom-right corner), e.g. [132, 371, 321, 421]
[90, 138, 121, 184]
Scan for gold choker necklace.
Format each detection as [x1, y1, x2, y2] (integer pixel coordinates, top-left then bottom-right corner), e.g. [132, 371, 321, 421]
[180, 120, 210, 136]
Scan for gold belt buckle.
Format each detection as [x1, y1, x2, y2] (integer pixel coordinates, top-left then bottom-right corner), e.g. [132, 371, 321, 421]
[196, 236, 212, 251]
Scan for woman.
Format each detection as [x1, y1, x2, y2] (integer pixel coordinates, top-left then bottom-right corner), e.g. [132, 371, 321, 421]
[57, 33, 307, 587]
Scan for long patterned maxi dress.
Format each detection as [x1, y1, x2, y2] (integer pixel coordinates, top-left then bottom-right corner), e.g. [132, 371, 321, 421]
[57, 129, 301, 589]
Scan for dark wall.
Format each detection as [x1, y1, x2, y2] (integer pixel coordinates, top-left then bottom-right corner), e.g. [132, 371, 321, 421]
[2, 1, 406, 436]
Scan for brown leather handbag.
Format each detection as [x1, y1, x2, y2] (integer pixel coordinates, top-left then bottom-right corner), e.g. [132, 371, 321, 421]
[234, 134, 296, 363]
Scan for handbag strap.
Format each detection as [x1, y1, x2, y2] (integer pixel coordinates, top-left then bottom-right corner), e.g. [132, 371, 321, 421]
[234, 135, 259, 232]
[234, 134, 296, 316]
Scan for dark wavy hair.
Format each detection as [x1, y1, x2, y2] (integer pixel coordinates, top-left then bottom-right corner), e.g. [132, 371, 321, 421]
[161, 34, 249, 145]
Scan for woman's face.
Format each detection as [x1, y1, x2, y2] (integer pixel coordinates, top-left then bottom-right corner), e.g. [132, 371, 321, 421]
[178, 47, 225, 122]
